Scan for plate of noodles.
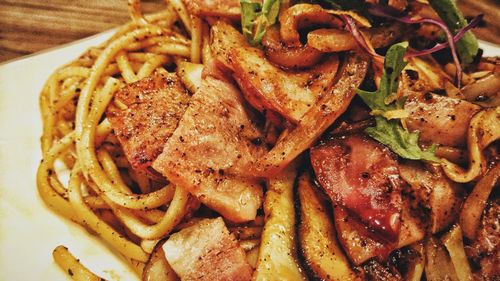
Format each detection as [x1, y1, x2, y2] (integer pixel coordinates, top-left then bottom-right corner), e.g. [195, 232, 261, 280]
[0, 0, 499, 280]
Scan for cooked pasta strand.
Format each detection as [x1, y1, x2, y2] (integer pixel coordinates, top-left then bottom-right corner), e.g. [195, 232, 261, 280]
[53, 245, 104, 281]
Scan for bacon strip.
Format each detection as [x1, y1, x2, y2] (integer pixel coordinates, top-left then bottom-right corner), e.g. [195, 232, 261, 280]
[152, 74, 267, 222]
[106, 72, 190, 171]
[163, 217, 252, 281]
[311, 134, 403, 242]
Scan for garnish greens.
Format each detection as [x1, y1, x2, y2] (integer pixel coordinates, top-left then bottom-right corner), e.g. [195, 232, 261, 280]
[428, 0, 479, 65]
[357, 42, 440, 162]
[240, 0, 281, 46]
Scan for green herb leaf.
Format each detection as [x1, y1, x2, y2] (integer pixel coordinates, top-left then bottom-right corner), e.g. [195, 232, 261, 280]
[357, 41, 408, 112]
[366, 117, 440, 162]
[240, 0, 281, 46]
[428, 0, 479, 65]
[357, 42, 439, 162]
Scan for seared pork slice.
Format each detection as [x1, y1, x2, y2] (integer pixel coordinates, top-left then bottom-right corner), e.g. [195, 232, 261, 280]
[404, 93, 481, 147]
[183, 0, 240, 20]
[152, 75, 267, 222]
[211, 21, 339, 124]
[163, 217, 253, 281]
[106, 72, 190, 171]
[311, 134, 403, 242]
[334, 200, 425, 265]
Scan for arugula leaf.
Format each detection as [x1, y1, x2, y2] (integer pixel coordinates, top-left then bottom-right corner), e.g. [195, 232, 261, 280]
[240, 0, 281, 46]
[428, 0, 479, 65]
[358, 41, 408, 112]
[357, 42, 439, 162]
[366, 117, 439, 162]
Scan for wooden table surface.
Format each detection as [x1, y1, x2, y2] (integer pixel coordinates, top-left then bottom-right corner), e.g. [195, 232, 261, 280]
[0, 0, 499, 63]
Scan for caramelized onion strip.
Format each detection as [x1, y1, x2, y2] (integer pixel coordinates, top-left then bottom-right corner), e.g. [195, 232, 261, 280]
[279, 4, 343, 46]
[459, 163, 500, 240]
[262, 27, 323, 69]
[441, 107, 500, 182]
[308, 22, 405, 53]
[253, 53, 368, 176]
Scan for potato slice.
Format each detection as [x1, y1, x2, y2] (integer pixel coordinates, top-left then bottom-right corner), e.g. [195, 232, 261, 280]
[254, 163, 307, 280]
[297, 172, 360, 281]
[142, 240, 179, 281]
[176, 61, 203, 94]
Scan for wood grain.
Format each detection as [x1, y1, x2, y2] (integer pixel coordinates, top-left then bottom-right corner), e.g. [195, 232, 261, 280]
[0, 0, 499, 62]
[0, 0, 164, 62]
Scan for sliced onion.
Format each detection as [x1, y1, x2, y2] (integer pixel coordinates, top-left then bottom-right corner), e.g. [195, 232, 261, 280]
[461, 72, 500, 107]
[339, 14, 384, 62]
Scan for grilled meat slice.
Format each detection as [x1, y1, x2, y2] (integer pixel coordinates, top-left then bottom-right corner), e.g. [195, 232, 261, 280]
[333, 200, 425, 265]
[152, 75, 267, 222]
[106, 72, 190, 171]
[163, 217, 252, 281]
[311, 134, 404, 242]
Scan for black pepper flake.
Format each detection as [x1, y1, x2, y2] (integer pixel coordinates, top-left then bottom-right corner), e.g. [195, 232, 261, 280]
[405, 69, 419, 80]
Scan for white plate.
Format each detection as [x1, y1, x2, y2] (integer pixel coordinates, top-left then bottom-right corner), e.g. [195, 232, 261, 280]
[0, 30, 498, 281]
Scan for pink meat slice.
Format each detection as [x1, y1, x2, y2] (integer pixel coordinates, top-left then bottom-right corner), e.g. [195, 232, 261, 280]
[152, 74, 267, 222]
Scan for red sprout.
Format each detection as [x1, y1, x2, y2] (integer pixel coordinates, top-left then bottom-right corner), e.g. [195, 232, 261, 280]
[367, 4, 483, 87]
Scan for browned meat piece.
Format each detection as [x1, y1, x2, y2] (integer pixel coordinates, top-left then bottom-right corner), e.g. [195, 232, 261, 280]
[163, 217, 253, 281]
[311, 134, 404, 242]
[106, 72, 190, 171]
[183, 0, 240, 20]
[362, 260, 403, 281]
[333, 198, 424, 265]
[466, 200, 500, 280]
[152, 74, 267, 222]
[404, 93, 481, 147]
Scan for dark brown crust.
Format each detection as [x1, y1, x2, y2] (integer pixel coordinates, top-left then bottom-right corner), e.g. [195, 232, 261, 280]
[466, 200, 500, 280]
